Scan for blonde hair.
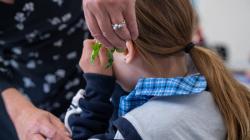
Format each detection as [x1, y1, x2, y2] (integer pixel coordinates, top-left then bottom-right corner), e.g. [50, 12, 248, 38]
[134, 0, 250, 139]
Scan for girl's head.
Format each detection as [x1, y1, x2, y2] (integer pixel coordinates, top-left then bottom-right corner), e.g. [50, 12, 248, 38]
[113, 0, 250, 139]
[113, 0, 194, 91]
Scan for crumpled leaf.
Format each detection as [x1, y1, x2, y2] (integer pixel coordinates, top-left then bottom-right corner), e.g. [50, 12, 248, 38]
[90, 42, 117, 69]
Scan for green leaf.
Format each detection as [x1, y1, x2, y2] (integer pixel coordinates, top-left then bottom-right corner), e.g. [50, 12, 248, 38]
[105, 48, 115, 68]
[90, 42, 102, 64]
[90, 42, 116, 69]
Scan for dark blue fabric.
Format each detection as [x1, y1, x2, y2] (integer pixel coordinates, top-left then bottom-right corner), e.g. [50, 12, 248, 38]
[68, 73, 115, 140]
[0, 95, 18, 140]
[0, 0, 88, 104]
[91, 117, 142, 140]
[0, 80, 15, 94]
[109, 84, 129, 131]
[113, 117, 142, 140]
[0, 58, 15, 93]
[0, 1, 88, 139]
[68, 73, 142, 140]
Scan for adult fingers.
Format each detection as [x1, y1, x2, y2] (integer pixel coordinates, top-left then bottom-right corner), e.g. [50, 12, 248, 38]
[49, 115, 70, 137]
[93, 7, 126, 48]
[83, 5, 113, 48]
[108, 10, 131, 42]
[123, 0, 138, 40]
[31, 134, 45, 140]
[39, 119, 71, 140]
[38, 119, 57, 139]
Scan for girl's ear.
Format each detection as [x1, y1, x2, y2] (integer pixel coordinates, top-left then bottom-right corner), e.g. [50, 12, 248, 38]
[124, 41, 136, 64]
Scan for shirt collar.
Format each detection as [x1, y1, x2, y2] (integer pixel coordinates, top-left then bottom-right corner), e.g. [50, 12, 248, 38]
[132, 73, 207, 97]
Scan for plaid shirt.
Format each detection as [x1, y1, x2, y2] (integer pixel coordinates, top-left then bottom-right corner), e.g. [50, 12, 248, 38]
[119, 74, 207, 116]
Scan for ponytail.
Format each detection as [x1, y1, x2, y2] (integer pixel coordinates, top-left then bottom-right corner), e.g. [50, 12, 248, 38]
[133, 0, 250, 138]
[190, 46, 250, 140]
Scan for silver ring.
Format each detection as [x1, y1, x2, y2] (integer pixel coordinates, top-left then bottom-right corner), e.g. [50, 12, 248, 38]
[112, 20, 126, 30]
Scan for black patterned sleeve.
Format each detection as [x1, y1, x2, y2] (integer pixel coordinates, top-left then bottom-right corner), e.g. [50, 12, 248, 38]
[0, 60, 15, 93]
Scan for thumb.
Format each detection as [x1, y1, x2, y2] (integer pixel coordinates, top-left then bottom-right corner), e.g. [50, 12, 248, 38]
[50, 115, 70, 137]
[31, 134, 45, 140]
[39, 120, 56, 138]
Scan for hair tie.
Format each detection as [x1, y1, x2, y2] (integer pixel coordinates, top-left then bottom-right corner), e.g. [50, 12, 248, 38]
[184, 42, 195, 53]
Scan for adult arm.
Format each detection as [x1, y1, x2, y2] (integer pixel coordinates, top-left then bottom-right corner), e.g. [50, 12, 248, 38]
[1, 88, 71, 140]
[0, 0, 14, 4]
[0, 52, 70, 140]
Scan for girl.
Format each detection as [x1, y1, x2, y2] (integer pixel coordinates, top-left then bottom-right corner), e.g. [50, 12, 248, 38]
[65, 0, 250, 139]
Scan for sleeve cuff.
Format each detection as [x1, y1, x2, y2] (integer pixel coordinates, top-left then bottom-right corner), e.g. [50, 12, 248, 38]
[84, 73, 115, 101]
[0, 81, 15, 94]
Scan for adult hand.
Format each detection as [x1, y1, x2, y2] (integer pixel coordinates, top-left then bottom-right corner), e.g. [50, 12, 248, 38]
[79, 39, 113, 76]
[0, 0, 15, 4]
[83, 0, 138, 48]
[14, 106, 71, 140]
[1, 88, 71, 140]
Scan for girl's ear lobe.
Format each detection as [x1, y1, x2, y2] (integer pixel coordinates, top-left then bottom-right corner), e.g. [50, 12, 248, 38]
[124, 41, 136, 64]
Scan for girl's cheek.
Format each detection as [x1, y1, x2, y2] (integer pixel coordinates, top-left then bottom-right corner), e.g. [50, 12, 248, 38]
[113, 53, 128, 89]
[113, 52, 124, 68]
[112, 53, 122, 78]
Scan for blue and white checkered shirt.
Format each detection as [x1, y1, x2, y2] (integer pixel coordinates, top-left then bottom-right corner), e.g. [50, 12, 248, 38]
[119, 74, 207, 116]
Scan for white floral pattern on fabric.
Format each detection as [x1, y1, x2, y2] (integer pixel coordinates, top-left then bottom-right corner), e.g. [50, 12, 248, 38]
[0, 0, 88, 119]
[52, 0, 64, 7]
[14, 2, 35, 30]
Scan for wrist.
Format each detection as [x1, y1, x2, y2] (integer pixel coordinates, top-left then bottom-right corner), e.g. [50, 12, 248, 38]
[1, 88, 34, 122]
[84, 73, 114, 78]
[84, 73, 115, 101]
[84, 73, 115, 88]
[14, 105, 36, 125]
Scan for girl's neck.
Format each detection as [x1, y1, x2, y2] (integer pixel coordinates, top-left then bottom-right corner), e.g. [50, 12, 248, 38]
[122, 53, 188, 92]
[139, 54, 188, 78]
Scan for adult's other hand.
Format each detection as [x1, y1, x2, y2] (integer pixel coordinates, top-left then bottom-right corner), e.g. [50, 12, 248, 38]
[2, 88, 71, 140]
[0, 0, 15, 4]
[14, 106, 71, 140]
[83, 0, 138, 48]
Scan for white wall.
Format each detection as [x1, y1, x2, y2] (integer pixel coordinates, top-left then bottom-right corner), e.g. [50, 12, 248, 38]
[197, 0, 250, 70]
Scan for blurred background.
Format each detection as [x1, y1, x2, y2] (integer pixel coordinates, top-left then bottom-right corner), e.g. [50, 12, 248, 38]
[194, 0, 250, 87]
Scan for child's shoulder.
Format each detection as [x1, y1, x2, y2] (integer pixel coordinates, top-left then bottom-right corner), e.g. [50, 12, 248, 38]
[122, 91, 226, 139]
